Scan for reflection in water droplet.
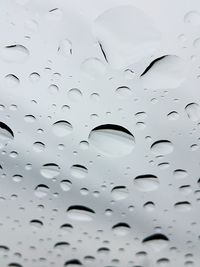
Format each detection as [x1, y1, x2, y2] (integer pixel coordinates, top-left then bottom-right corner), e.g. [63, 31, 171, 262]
[134, 175, 159, 192]
[89, 124, 135, 157]
[40, 163, 60, 179]
[151, 140, 174, 156]
[67, 205, 95, 221]
[111, 186, 129, 200]
[52, 121, 72, 137]
[70, 165, 88, 179]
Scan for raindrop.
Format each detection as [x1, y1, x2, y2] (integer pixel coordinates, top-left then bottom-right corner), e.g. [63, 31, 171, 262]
[34, 184, 49, 198]
[134, 174, 159, 192]
[40, 163, 60, 179]
[60, 180, 72, 191]
[70, 165, 88, 179]
[142, 233, 169, 251]
[64, 259, 82, 266]
[1, 44, 29, 62]
[151, 140, 174, 156]
[140, 55, 187, 90]
[93, 5, 160, 69]
[111, 186, 129, 201]
[174, 201, 192, 211]
[67, 205, 95, 221]
[184, 11, 200, 26]
[52, 121, 72, 137]
[112, 223, 130, 236]
[89, 124, 135, 157]
[185, 103, 200, 121]
[0, 122, 14, 141]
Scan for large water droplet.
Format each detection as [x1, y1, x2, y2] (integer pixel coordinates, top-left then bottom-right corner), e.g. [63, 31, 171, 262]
[140, 55, 187, 90]
[40, 163, 60, 179]
[184, 11, 200, 26]
[111, 186, 129, 200]
[64, 259, 82, 267]
[185, 103, 200, 121]
[89, 124, 135, 157]
[142, 233, 169, 251]
[174, 201, 192, 211]
[52, 121, 73, 137]
[67, 205, 95, 221]
[134, 174, 159, 192]
[1, 44, 29, 62]
[112, 223, 130, 236]
[70, 165, 88, 179]
[93, 5, 160, 69]
[151, 140, 174, 156]
[0, 122, 14, 141]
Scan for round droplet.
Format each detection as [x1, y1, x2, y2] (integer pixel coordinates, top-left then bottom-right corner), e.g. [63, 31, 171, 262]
[4, 74, 20, 87]
[34, 184, 49, 198]
[68, 88, 82, 101]
[52, 121, 72, 137]
[40, 163, 60, 179]
[174, 201, 191, 211]
[111, 186, 129, 201]
[89, 124, 135, 157]
[1, 44, 29, 62]
[184, 11, 200, 26]
[60, 180, 72, 191]
[0, 122, 14, 141]
[134, 175, 159, 192]
[70, 165, 88, 179]
[67, 205, 95, 221]
[151, 140, 174, 156]
[185, 103, 200, 122]
[112, 223, 130, 236]
[142, 233, 169, 251]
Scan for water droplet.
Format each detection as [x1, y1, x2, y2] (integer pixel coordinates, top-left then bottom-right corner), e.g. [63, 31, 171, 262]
[111, 186, 129, 200]
[1, 44, 29, 62]
[4, 74, 20, 88]
[60, 180, 72, 191]
[64, 259, 82, 267]
[40, 163, 60, 179]
[93, 5, 160, 69]
[70, 165, 88, 179]
[89, 124, 135, 157]
[142, 233, 169, 251]
[174, 201, 191, 211]
[58, 39, 72, 56]
[0, 122, 14, 141]
[52, 121, 72, 137]
[112, 223, 130, 236]
[141, 55, 187, 89]
[67, 205, 95, 221]
[68, 88, 82, 101]
[185, 103, 200, 121]
[184, 11, 200, 26]
[134, 174, 159, 192]
[151, 140, 174, 156]
[34, 184, 49, 198]
[29, 219, 43, 229]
